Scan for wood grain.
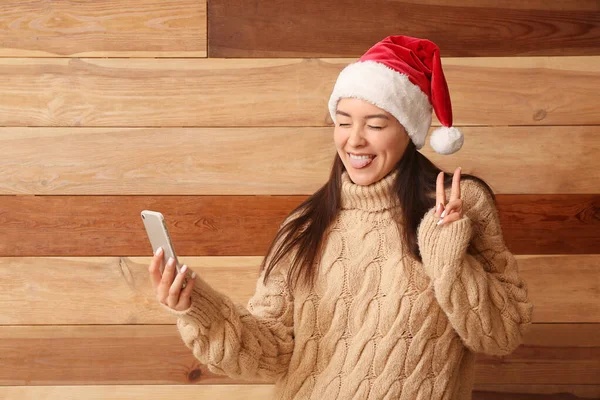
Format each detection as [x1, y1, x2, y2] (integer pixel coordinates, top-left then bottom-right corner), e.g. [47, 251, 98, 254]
[0, 324, 597, 385]
[208, 0, 600, 57]
[0, 195, 298, 257]
[0, 127, 335, 195]
[0, 0, 207, 57]
[472, 385, 600, 400]
[498, 194, 599, 255]
[1, 126, 598, 195]
[0, 385, 274, 400]
[0, 194, 597, 257]
[1, 384, 599, 400]
[0, 57, 597, 127]
[0, 255, 597, 325]
[2, 0, 596, 396]
[0, 325, 229, 385]
[0, 256, 262, 325]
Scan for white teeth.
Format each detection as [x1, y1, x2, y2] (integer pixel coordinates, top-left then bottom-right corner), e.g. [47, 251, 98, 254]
[349, 153, 374, 160]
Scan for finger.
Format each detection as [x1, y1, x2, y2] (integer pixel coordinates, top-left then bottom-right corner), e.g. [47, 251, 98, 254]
[167, 264, 189, 308]
[435, 171, 446, 217]
[438, 212, 461, 226]
[158, 257, 177, 303]
[148, 247, 164, 291]
[436, 202, 445, 219]
[450, 167, 462, 202]
[177, 271, 197, 310]
[440, 199, 463, 219]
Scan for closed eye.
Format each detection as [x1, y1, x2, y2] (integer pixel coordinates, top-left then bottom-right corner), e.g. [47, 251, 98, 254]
[338, 124, 382, 130]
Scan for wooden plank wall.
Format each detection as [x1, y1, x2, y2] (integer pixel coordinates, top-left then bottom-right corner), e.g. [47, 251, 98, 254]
[0, 1, 599, 399]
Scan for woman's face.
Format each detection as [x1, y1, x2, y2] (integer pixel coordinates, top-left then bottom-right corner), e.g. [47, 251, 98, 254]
[333, 98, 411, 186]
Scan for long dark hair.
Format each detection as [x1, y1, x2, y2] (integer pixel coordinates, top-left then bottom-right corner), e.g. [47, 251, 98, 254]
[260, 139, 495, 290]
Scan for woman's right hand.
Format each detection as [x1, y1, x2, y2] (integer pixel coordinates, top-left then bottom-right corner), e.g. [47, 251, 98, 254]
[149, 247, 197, 311]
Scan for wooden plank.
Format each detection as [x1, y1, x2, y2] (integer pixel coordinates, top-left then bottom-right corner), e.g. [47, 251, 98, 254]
[0, 195, 296, 257]
[474, 385, 600, 400]
[0, 325, 230, 385]
[0, 256, 263, 325]
[0, 127, 334, 195]
[0, 0, 207, 57]
[0, 57, 597, 127]
[0, 324, 597, 385]
[1, 384, 598, 400]
[0, 386, 274, 400]
[1, 126, 598, 195]
[208, 0, 600, 58]
[498, 194, 599, 255]
[0, 255, 597, 325]
[474, 324, 600, 384]
[1, 385, 255, 400]
[0, 194, 597, 257]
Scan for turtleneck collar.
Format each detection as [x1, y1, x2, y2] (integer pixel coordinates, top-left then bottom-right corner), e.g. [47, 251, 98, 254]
[340, 168, 401, 212]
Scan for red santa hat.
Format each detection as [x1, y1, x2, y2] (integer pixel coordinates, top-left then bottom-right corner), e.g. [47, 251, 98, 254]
[328, 35, 464, 155]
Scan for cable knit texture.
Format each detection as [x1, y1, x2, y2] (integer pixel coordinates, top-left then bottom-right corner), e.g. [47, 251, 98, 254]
[161, 169, 534, 400]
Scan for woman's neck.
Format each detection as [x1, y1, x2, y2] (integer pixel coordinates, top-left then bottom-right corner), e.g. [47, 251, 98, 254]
[340, 169, 401, 212]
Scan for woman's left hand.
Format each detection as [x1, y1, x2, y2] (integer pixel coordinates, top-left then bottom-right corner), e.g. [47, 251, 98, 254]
[435, 167, 463, 225]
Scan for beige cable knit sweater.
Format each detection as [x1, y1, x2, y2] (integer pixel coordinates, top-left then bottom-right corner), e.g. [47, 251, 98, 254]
[161, 168, 534, 400]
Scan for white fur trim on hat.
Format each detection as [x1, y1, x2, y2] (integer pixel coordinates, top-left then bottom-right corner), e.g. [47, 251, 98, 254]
[429, 126, 464, 155]
[328, 60, 432, 149]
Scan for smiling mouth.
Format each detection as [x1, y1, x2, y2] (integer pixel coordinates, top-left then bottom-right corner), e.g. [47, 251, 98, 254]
[348, 152, 376, 159]
[348, 153, 376, 169]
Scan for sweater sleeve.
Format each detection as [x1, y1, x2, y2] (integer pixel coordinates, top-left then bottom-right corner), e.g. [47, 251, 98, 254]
[160, 258, 295, 383]
[416, 180, 534, 357]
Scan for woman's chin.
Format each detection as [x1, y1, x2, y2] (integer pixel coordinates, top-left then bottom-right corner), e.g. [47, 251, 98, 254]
[346, 168, 381, 186]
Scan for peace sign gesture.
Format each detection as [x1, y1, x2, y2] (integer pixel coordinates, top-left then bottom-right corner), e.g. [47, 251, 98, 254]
[435, 167, 463, 226]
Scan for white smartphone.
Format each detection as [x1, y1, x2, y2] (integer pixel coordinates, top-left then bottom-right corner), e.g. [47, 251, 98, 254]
[140, 210, 182, 276]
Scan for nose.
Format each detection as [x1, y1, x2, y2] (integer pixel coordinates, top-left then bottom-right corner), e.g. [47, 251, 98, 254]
[347, 125, 366, 147]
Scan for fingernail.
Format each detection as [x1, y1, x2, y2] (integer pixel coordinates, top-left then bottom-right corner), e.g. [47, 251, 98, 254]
[436, 203, 441, 213]
[191, 272, 196, 279]
[437, 219, 444, 225]
[180, 264, 188, 274]
[168, 257, 175, 266]
[440, 209, 446, 218]
[155, 247, 163, 256]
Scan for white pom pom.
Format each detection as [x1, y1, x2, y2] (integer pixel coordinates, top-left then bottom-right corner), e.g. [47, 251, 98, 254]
[429, 126, 464, 155]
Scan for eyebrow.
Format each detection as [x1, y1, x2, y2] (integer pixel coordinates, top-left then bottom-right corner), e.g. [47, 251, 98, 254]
[336, 110, 389, 120]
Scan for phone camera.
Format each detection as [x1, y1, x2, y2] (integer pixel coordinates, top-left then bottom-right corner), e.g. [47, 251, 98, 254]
[142, 214, 145, 219]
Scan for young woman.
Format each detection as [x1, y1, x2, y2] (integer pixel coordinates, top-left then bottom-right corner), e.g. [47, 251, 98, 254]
[148, 35, 534, 400]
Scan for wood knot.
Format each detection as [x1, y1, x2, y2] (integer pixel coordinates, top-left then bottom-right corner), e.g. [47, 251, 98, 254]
[533, 109, 547, 121]
[188, 368, 202, 382]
